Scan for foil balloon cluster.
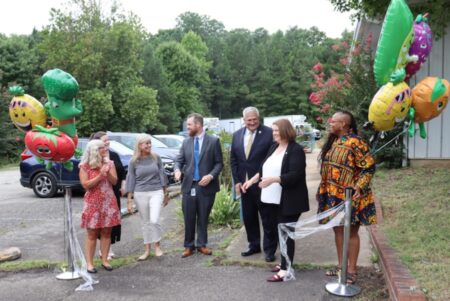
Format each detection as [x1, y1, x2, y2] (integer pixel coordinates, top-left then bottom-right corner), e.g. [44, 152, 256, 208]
[9, 69, 83, 171]
[369, 0, 415, 132]
[368, 0, 448, 138]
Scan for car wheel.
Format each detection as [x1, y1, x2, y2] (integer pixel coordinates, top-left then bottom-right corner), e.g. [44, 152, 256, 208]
[32, 172, 57, 198]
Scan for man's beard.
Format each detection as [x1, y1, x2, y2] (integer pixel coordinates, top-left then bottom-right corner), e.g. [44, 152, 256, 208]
[188, 128, 197, 137]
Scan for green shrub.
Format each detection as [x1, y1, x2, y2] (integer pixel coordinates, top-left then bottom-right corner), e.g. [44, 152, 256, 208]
[209, 185, 241, 228]
[366, 125, 405, 169]
[218, 130, 233, 188]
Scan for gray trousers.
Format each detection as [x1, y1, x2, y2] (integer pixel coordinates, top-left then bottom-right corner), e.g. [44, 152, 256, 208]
[182, 183, 215, 249]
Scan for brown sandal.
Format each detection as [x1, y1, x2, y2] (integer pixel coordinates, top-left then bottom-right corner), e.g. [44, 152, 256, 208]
[325, 266, 341, 276]
[267, 274, 284, 282]
[346, 272, 357, 284]
[271, 264, 281, 273]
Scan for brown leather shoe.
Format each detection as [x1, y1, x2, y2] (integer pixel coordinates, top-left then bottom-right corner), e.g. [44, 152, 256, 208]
[181, 248, 194, 258]
[197, 247, 212, 255]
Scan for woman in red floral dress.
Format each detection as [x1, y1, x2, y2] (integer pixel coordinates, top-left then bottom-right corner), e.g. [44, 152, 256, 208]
[79, 139, 121, 273]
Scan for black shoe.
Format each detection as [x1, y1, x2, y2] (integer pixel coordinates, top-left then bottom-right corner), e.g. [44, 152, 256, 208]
[101, 264, 113, 271]
[265, 254, 276, 262]
[87, 268, 97, 274]
[241, 248, 261, 257]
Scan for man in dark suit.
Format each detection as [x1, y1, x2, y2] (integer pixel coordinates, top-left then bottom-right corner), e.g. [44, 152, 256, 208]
[175, 113, 223, 258]
[230, 107, 277, 262]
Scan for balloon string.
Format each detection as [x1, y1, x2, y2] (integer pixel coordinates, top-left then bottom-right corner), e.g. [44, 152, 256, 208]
[371, 124, 409, 156]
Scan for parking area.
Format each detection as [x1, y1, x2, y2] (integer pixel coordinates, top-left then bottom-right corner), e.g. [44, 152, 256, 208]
[0, 168, 180, 261]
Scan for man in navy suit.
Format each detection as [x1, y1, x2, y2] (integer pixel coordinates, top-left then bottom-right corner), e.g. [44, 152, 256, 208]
[175, 113, 223, 258]
[230, 107, 277, 262]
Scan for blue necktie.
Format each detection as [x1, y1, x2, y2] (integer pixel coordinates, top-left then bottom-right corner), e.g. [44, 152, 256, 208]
[193, 137, 200, 181]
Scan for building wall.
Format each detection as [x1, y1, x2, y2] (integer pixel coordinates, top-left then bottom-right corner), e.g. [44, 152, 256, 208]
[407, 24, 450, 159]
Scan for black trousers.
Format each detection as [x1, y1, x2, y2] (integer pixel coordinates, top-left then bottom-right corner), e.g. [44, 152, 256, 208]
[241, 185, 278, 256]
[279, 213, 301, 271]
[182, 183, 215, 249]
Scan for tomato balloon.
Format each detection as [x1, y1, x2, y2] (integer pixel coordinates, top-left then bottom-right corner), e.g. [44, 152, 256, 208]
[24, 126, 76, 163]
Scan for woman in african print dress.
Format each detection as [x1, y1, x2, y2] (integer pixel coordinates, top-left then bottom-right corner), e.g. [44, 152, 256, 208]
[317, 111, 376, 285]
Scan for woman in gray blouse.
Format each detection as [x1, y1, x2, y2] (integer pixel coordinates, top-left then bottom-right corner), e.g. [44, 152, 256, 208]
[126, 134, 169, 261]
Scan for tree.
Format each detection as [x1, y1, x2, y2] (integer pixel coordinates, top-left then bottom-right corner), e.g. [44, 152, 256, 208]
[0, 34, 40, 163]
[0, 34, 41, 93]
[38, 0, 155, 135]
[329, 0, 450, 38]
[120, 86, 159, 132]
[142, 42, 179, 133]
[156, 32, 211, 120]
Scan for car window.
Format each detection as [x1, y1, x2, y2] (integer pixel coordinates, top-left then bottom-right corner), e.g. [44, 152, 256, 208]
[150, 136, 168, 148]
[115, 135, 137, 149]
[108, 133, 168, 149]
[109, 140, 133, 155]
[161, 138, 182, 148]
[77, 139, 88, 151]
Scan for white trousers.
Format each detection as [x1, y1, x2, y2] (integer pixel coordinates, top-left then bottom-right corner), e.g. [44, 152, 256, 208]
[133, 190, 163, 244]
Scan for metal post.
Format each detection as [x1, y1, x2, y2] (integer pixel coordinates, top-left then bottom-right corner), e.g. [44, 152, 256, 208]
[56, 186, 81, 280]
[325, 187, 361, 297]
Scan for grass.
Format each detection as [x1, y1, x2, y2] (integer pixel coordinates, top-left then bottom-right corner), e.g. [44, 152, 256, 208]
[0, 259, 58, 271]
[373, 167, 450, 301]
[0, 255, 146, 272]
[0, 162, 19, 170]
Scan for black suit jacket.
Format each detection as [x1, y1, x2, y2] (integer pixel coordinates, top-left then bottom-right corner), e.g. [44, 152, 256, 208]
[230, 125, 273, 185]
[261, 142, 309, 216]
[175, 133, 223, 195]
[109, 150, 126, 201]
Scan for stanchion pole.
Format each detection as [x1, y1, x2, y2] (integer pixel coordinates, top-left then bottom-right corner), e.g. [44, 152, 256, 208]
[325, 187, 361, 297]
[56, 186, 81, 280]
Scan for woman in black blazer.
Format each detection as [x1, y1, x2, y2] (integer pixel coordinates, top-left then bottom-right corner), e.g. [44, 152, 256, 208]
[243, 118, 309, 282]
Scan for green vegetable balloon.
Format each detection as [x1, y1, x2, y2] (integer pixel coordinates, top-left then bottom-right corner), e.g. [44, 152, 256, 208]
[42, 69, 83, 138]
[374, 0, 415, 86]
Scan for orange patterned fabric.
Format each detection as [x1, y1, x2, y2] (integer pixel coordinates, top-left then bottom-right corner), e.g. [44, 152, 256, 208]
[318, 133, 377, 225]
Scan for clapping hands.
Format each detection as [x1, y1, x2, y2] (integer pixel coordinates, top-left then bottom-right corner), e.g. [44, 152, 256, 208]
[100, 164, 110, 176]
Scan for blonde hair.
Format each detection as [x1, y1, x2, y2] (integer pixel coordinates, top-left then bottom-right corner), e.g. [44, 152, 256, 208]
[131, 134, 157, 165]
[80, 140, 104, 169]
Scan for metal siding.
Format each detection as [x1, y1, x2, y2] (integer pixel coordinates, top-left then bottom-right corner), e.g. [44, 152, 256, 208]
[427, 38, 444, 158]
[442, 28, 450, 157]
[411, 58, 430, 158]
[408, 24, 450, 159]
